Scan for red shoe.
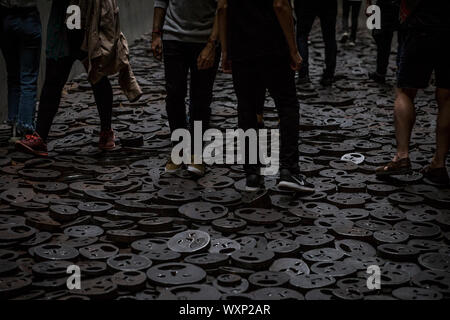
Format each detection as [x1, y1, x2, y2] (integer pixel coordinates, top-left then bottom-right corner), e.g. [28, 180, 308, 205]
[15, 133, 48, 157]
[99, 129, 116, 150]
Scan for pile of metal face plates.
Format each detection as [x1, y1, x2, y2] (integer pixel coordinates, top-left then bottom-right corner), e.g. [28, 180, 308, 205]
[0, 25, 449, 300]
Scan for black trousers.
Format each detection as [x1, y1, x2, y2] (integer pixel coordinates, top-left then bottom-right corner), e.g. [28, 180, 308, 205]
[232, 55, 300, 175]
[163, 40, 220, 141]
[372, 0, 401, 75]
[342, 0, 362, 41]
[36, 30, 112, 141]
[294, 0, 338, 78]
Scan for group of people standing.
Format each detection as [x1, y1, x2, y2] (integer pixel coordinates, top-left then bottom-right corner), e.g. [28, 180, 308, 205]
[1, 0, 449, 191]
[1, 0, 142, 155]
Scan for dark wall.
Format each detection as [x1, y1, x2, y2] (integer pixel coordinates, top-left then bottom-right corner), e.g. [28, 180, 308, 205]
[0, 0, 154, 121]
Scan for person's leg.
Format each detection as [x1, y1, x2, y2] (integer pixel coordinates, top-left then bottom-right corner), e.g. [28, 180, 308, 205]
[342, 0, 350, 34]
[186, 43, 220, 174]
[319, 0, 338, 79]
[1, 13, 21, 125]
[394, 88, 418, 159]
[350, 1, 362, 42]
[264, 58, 300, 175]
[17, 10, 42, 134]
[433, 89, 450, 168]
[377, 29, 433, 176]
[163, 40, 190, 134]
[92, 76, 113, 132]
[294, 0, 316, 80]
[188, 43, 220, 140]
[232, 60, 266, 177]
[35, 58, 74, 141]
[373, 29, 394, 76]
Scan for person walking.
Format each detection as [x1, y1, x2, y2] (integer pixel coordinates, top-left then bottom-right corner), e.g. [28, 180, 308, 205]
[151, 0, 221, 177]
[376, 0, 450, 186]
[0, 0, 41, 138]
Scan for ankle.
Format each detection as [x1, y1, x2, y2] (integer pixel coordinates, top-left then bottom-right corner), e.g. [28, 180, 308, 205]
[430, 157, 445, 169]
[395, 153, 409, 161]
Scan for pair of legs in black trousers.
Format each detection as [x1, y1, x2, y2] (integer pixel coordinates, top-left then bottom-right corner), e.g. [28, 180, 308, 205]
[232, 55, 300, 175]
[372, 0, 401, 77]
[342, 0, 362, 41]
[36, 30, 112, 142]
[163, 40, 220, 147]
[294, 0, 338, 79]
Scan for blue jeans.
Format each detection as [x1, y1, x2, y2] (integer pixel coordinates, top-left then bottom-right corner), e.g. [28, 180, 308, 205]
[1, 8, 42, 133]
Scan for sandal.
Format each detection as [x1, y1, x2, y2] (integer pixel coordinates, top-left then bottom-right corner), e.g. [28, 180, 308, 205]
[375, 158, 412, 177]
[421, 165, 450, 186]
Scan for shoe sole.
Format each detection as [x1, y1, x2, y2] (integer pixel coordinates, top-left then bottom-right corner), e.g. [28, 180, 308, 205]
[245, 186, 261, 192]
[278, 181, 315, 193]
[15, 142, 48, 157]
[99, 144, 116, 151]
[165, 167, 181, 174]
[376, 168, 412, 177]
[187, 166, 205, 177]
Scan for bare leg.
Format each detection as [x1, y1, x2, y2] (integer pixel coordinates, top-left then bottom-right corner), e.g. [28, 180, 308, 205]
[432, 88, 450, 168]
[394, 88, 418, 160]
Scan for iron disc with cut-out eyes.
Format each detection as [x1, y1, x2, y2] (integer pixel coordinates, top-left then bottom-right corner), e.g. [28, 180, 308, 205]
[179, 202, 228, 222]
[33, 243, 79, 261]
[107, 254, 152, 272]
[231, 249, 275, 270]
[311, 261, 357, 277]
[112, 271, 147, 292]
[0, 188, 35, 204]
[212, 274, 249, 294]
[64, 225, 104, 238]
[184, 253, 229, 269]
[269, 258, 310, 278]
[234, 208, 283, 225]
[146, 263, 206, 286]
[157, 188, 200, 204]
[167, 230, 211, 253]
[131, 238, 168, 253]
[250, 287, 304, 300]
[0, 224, 36, 242]
[209, 238, 241, 256]
[79, 243, 119, 260]
[77, 276, 118, 299]
[248, 271, 290, 288]
[290, 274, 336, 290]
[335, 240, 376, 257]
[158, 284, 221, 300]
[212, 218, 247, 233]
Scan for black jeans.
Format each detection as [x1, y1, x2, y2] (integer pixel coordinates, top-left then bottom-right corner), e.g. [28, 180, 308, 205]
[294, 0, 338, 78]
[232, 55, 300, 175]
[373, 0, 401, 75]
[163, 40, 220, 144]
[36, 30, 112, 141]
[342, 0, 362, 41]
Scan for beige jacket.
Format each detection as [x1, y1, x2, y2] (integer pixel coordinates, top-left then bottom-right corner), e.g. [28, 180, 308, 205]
[75, 0, 142, 102]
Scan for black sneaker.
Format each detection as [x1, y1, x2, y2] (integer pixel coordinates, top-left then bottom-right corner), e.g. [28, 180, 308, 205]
[369, 72, 386, 84]
[320, 74, 334, 87]
[279, 169, 315, 192]
[246, 174, 264, 192]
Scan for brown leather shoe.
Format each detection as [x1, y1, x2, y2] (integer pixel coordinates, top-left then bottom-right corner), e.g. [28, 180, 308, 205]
[421, 165, 450, 186]
[99, 129, 115, 151]
[376, 158, 412, 177]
